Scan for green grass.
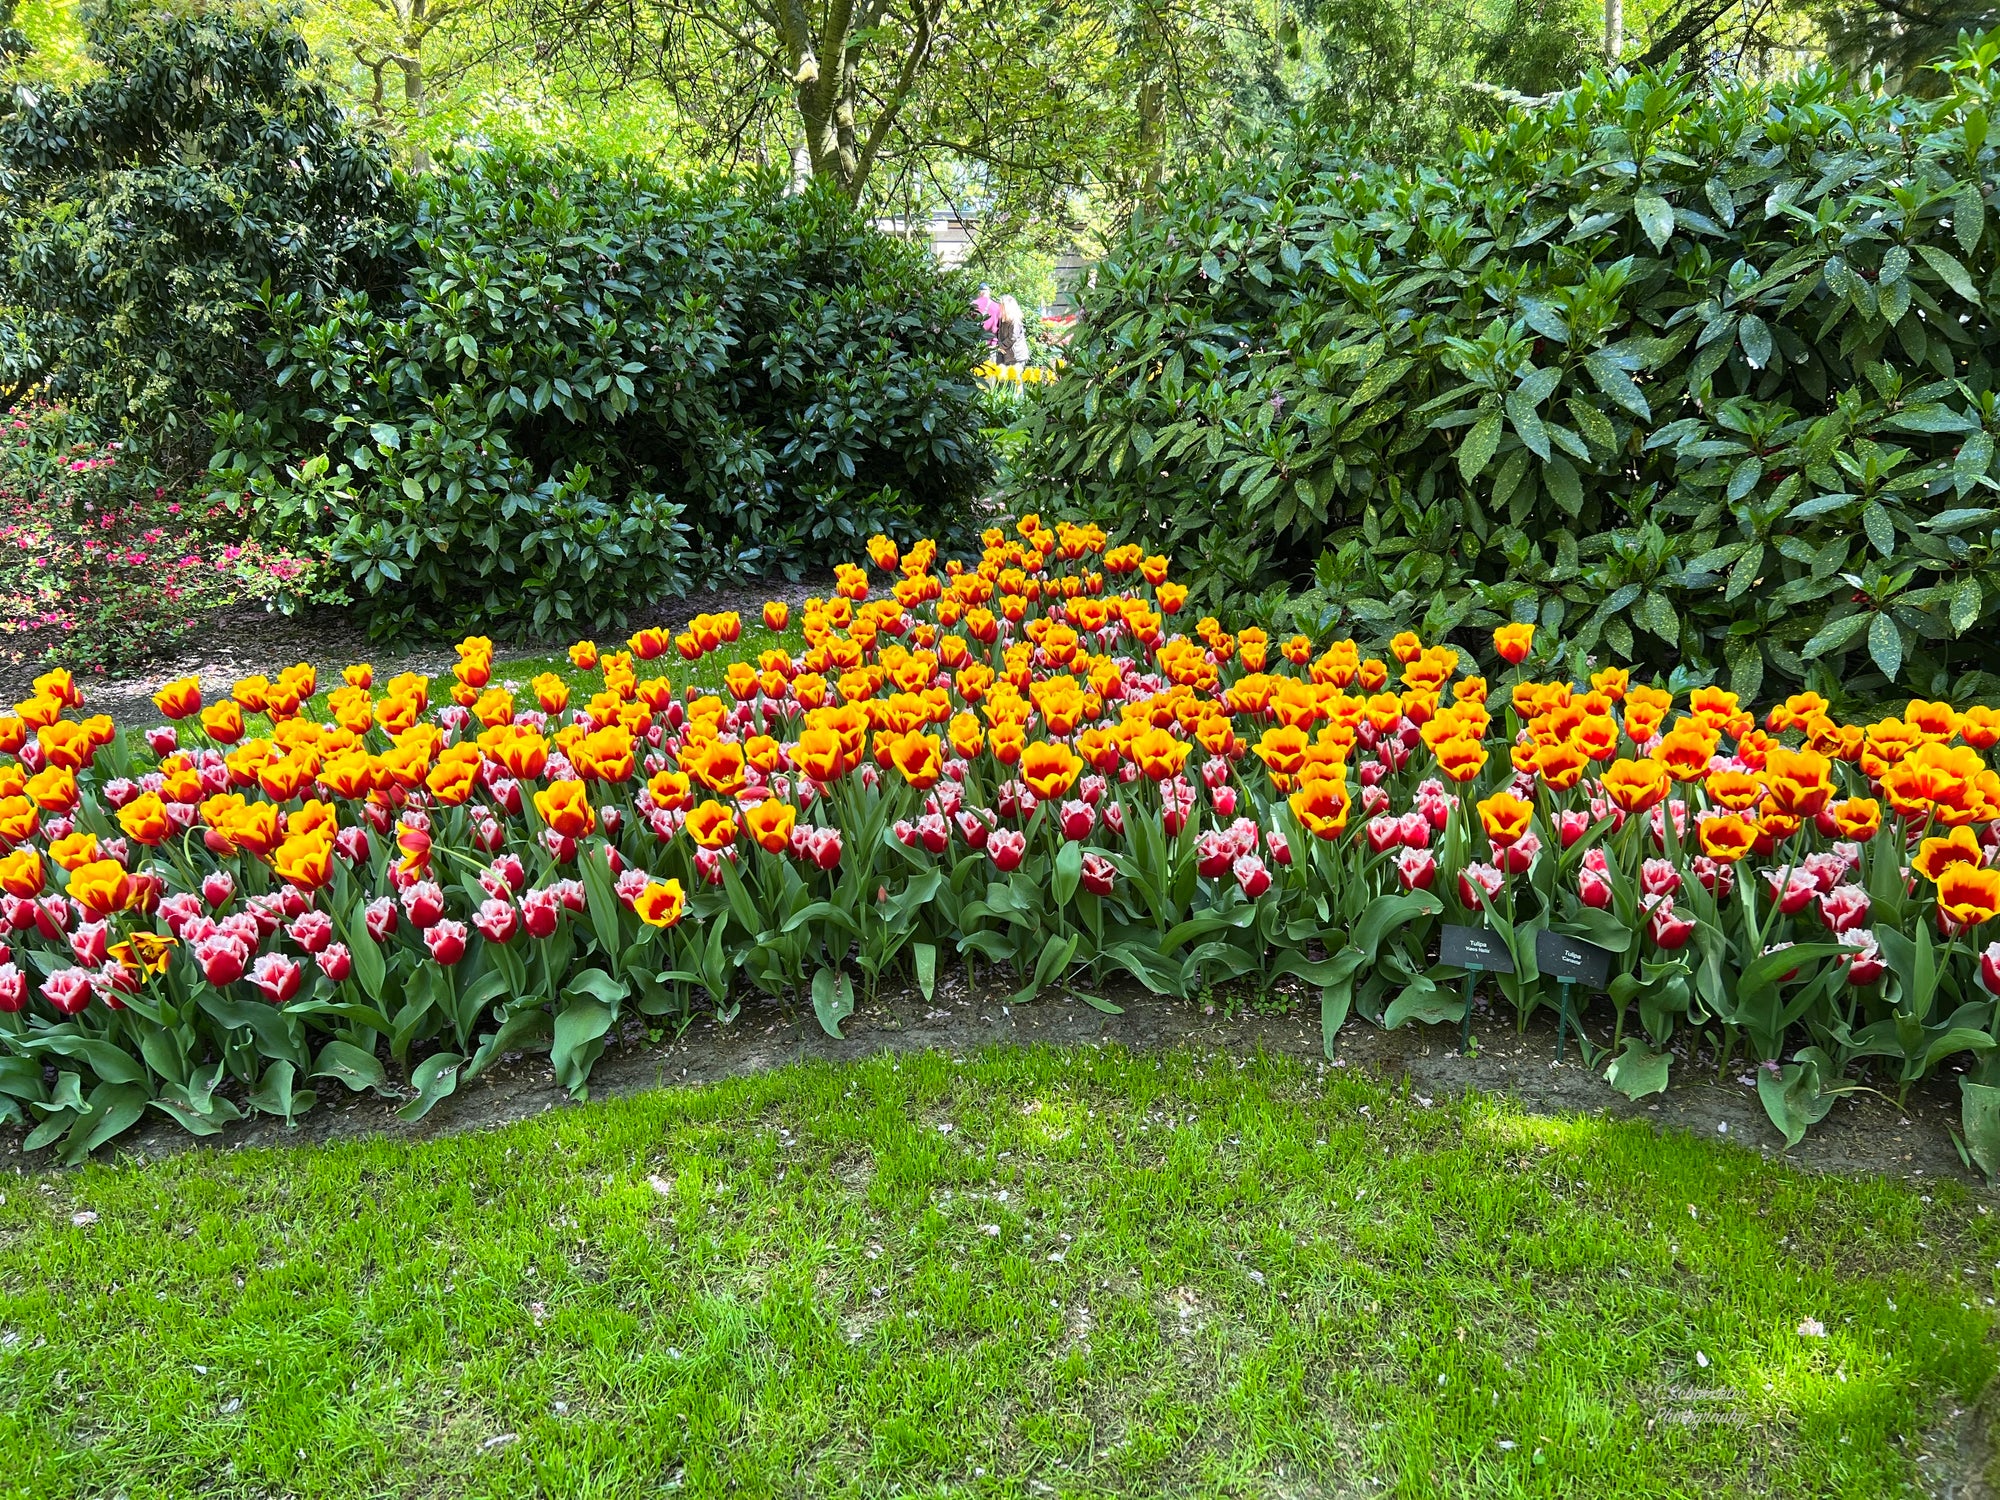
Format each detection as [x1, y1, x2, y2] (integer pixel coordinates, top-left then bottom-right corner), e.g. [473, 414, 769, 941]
[1, 1046, 1995, 1498]
[191, 619, 805, 741]
[488, 618, 799, 705]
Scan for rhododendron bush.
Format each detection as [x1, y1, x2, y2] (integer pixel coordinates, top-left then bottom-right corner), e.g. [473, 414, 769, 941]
[1020, 40, 2000, 702]
[5, 519, 2000, 1164]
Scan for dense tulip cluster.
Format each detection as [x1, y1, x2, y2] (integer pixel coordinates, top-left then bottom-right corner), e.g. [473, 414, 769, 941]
[975, 361, 1061, 388]
[5, 516, 2000, 1158]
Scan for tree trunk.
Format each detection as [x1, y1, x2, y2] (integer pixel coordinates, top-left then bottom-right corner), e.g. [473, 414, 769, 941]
[782, 0, 851, 194]
[1132, 2, 1170, 200]
[1137, 75, 1165, 196]
[1604, 0, 1623, 61]
[400, 52, 430, 170]
[781, 0, 936, 203]
[401, 0, 432, 171]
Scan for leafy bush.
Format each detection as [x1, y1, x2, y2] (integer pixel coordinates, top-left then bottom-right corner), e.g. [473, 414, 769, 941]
[1020, 36, 2000, 704]
[0, 4, 403, 478]
[214, 150, 993, 639]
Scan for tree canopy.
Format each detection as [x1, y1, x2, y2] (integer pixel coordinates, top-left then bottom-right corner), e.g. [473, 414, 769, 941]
[0, 0, 1981, 283]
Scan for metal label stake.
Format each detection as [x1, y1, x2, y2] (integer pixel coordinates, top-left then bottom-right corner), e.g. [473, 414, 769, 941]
[1439, 924, 1514, 1056]
[1533, 928, 1615, 1064]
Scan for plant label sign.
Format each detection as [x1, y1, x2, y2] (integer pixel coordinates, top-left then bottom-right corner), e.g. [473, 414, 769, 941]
[1534, 929, 1614, 991]
[1439, 924, 1514, 974]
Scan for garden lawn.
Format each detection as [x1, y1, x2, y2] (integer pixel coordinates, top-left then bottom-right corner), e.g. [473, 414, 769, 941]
[1, 1046, 1995, 1500]
[487, 615, 799, 703]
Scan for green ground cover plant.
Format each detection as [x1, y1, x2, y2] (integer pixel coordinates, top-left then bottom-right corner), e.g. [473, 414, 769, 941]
[0, 1046, 1993, 1498]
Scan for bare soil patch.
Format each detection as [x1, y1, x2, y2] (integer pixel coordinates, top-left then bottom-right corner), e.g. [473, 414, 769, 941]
[25, 971, 1975, 1189]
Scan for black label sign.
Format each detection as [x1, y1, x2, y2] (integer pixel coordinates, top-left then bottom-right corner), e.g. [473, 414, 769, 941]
[1534, 928, 1614, 990]
[1439, 923, 1514, 974]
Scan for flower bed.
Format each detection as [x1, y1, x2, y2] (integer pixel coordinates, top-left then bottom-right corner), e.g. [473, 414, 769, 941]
[977, 360, 1061, 389]
[1, 519, 1998, 1163]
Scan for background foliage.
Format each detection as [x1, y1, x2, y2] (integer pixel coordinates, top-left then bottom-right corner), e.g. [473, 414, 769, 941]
[1020, 35, 2000, 702]
[1296, 0, 1602, 157]
[0, 2, 405, 478]
[212, 148, 993, 638]
[4, 1, 1999, 664]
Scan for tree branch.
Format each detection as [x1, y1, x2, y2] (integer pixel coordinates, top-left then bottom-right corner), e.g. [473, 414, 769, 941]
[850, 0, 935, 194]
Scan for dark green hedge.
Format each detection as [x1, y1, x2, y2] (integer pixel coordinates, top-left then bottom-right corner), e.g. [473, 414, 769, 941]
[1020, 38, 2000, 700]
[1, 9, 991, 642]
[0, 4, 403, 472]
[212, 152, 993, 638]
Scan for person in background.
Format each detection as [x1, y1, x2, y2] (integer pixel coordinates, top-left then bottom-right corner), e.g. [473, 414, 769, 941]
[974, 285, 1001, 347]
[996, 293, 1029, 367]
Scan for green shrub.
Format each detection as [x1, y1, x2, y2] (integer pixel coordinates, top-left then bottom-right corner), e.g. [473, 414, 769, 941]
[214, 150, 993, 639]
[1021, 36, 2000, 703]
[0, 3, 403, 479]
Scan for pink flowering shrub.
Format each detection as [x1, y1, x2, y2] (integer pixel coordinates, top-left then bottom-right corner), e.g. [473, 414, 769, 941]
[0, 404, 340, 672]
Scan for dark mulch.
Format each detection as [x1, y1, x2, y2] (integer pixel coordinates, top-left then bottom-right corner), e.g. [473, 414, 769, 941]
[12, 970, 1974, 1189]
